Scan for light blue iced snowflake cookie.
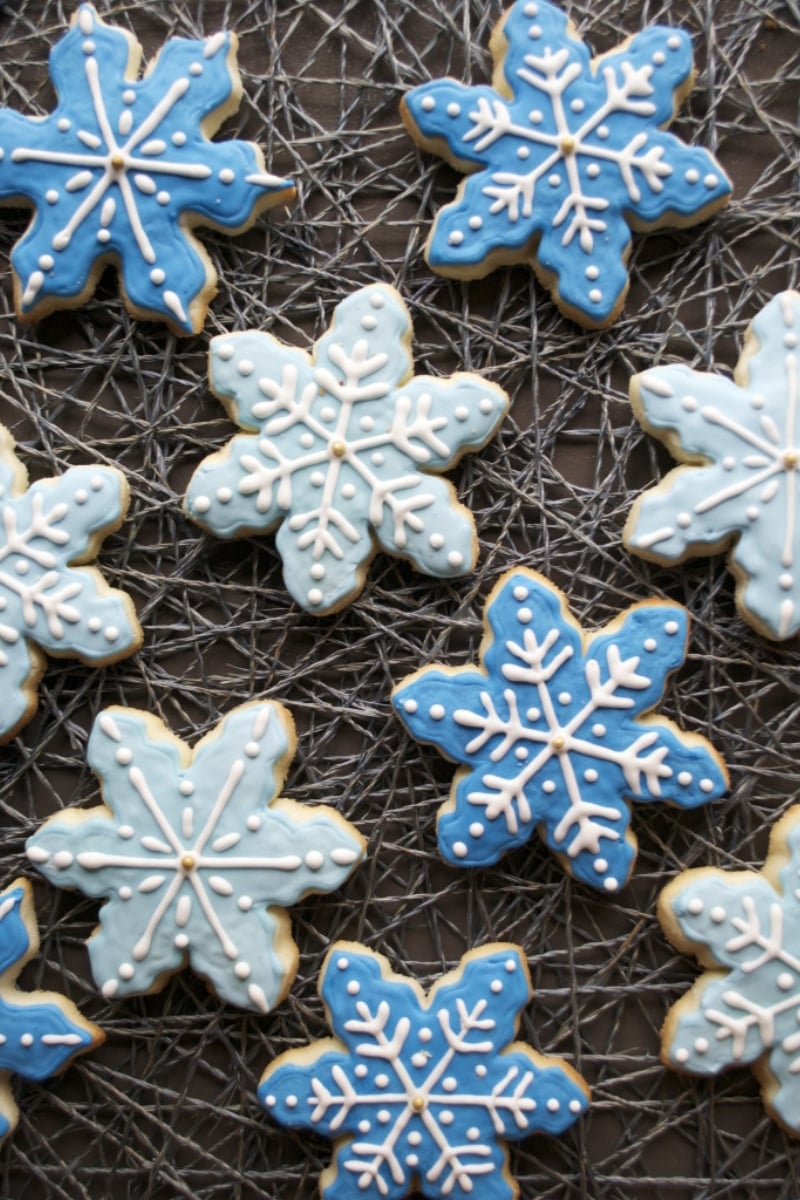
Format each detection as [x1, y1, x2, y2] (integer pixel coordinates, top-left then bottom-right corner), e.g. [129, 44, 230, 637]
[0, 5, 294, 335]
[401, 0, 731, 328]
[659, 804, 800, 1137]
[0, 879, 102, 1144]
[260, 941, 588, 1200]
[393, 568, 728, 893]
[26, 700, 365, 1012]
[625, 291, 800, 641]
[0, 424, 141, 744]
[184, 284, 508, 614]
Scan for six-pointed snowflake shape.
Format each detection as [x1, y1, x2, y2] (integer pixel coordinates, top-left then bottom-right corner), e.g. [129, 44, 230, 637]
[260, 942, 588, 1200]
[0, 5, 294, 334]
[184, 285, 508, 613]
[0, 879, 101, 1144]
[659, 803, 800, 1135]
[26, 700, 365, 1012]
[393, 568, 728, 892]
[0, 424, 141, 744]
[625, 291, 800, 641]
[401, 0, 731, 328]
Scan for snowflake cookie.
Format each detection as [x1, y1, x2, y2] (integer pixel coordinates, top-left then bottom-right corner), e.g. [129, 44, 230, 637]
[0, 879, 102, 1144]
[0, 5, 294, 335]
[184, 284, 508, 614]
[658, 804, 800, 1137]
[401, 0, 731, 329]
[393, 568, 728, 892]
[260, 942, 588, 1200]
[625, 291, 800, 641]
[0, 424, 141, 744]
[26, 700, 365, 1012]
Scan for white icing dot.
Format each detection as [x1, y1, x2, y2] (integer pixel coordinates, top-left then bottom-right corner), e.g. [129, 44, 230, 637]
[570, 98, 585, 112]
[454, 406, 469, 421]
[347, 980, 360, 995]
[752, 394, 766, 409]
[603, 877, 619, 892]
[780, 573, 793, 590]
[569, 1099, 583, 1113]
[246, 815, 260, 831]
[517, 606, 532, 624]
[682, 395, 697, 412]
[447, 550, 464, 568]
[311, 563, 325, 580]
[694, 1037, 709, 1054]
[285, 1095, 297, 1109]
[375, 1073, 389, 1088]
[175, 934, 189, 949]
[421, 96, 436, 112]
[678, 771, 692, 786]
[479, 397, 494, 414]
[439, 1111, 454, 1125]
[58, 118, 71, 132]
[467, 218, 483, 234]
[543, 780, 556, 794]
[675, 1047, 690, 1063]
[529, 109, 543, 124]
[594, 858, 608, 873]
[355, 1064, 368, 1078]
[216, 487, 232, 503]
[700, 778, 715, 793]
[238, 896, 253, 911]
[517, 146, 530, 160]
[598, 125, 609, 138]
[513, 585, 528, 601]
[586, 268, 600, 287]
[377, 1109, 391, 1124]
[524, 1, 538, 13]
[429, 704, 445, 720]
[216, 343, 235, 361]
[305, 850, 324, 870]
[20, 1033, 34, 1047]
[704, 173, 719, 188]
[308, 588, 324, 607]
[687, 897, 704, 914]
[747, 505, 759, 521]
[358, 1120, 370, 1133]
[361, 315, 377, 330]
[123, 89, 136, 104]
[245, 740, 260, 757]
[786, 333, 798, 348]
[39, 254, 54, 270]
[235, 961, 251, 980]
[547, 1098, 560, 1112]
[150, 268, 166, 286]
[589, 288, 603, 303]
[406, 1153, 419, 1168]
[237, 359, 254, 376]
[584, 768, 598, 783]
[180, 781, 195, 797]
[587, 163, 600, 178]
[116, 747, 132, 765]
[15, 560, 28, 575]
[665, 620, 679, 635]
[310, 471, 325, 486]
[101, 981, 119, 998]
[668, 35, 682, 49]
[515, 747, 528, 761]
[118, 886, 132, 900]
[475, 1064, 487, 1077]
[710, 906, 726, 923]
[337, 957, 349, 971]
[219, 168, 235, 184]
[104, 626, 119, 643]
[429, 533, 445, 549]
[685, 168, 699, 184]
[469, 822, 484, 838]
[97, 229, 111, 243]
[370, 292, 385, 308]
[677, 512, 692, 528]
[172, 131, 187, 146]
[592, 723, 606, 737]
[157, 190, 170, 205]
[118, 826, 134, 840]
[46, 189, 59, 204]
[548, 173, 562, 187]
[467, 1126, 481, 1142]
[778, 972, 794, 991]
[118, 963, 135, 980]
[419, 1028, 432, 1043]
[88, 616, 102, 632]
[403, 698, 418, 714]
[453, 841, 468, 858]
[558, 691, 571, 704]
[652, 51, 666, 65]
[408, 1129, 422, 1145]
[490, 980, 503, 994]
[300, 432, 315, 448]
[448, 230, 464, 246]
[359, 415, 374, 431]
[53, 850, 74, 868]
[447, 102, 461, 117]
[644, 637, 657, 651]
[526, 707, 540, 721]
[189, 62, 204, 76]
[372, 452, 384, 466]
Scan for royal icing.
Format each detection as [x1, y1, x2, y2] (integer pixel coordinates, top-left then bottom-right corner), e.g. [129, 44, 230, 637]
[393, 568, 728, 892]
[0, 5, 293, 334]
[0, 424, 141, 743]
[626, 291, 800, 641]
[185, 285, 508, 613]
[260, 942, 588, 1200]
[659, 804, 800, 1134]
[26, 700, 365, 1012]
[0, 880, 101, 1144]
[402, 0, 731, 327]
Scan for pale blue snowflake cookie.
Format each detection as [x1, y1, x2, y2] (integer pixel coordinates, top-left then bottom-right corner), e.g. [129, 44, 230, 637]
[260, 941, 588, 1200]
[401, 0, 731, 328]
[26, 700, 365, 1012]
[625, 291, 800, 640]
[0, 424, 141, 744]
[659, 803, 800, 1137]
[393, 568, 728, 893]
[0, 879, 102, 1144]
[184, 284, 508, 614]
[0, 5, 294, 335]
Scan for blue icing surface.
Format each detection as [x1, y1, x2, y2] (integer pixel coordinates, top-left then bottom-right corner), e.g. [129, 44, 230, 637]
[660, 805, 800, 1134]
[0, 881, 99, 1144]
[393, 569, 727, 892]
[0, 425, 141, 743]
[0, 5, 294, 333]
[260, 942, 588, 1200]
[184, 284, 508, 614]
[626, 290, 800, 640]
[26, 700, 365, 1012]
[402, 0, 731, 327]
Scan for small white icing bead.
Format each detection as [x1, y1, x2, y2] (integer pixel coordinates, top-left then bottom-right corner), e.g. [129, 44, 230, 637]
[778, 972, 794, 991]
[529, 24, 542, 37]
[219, 168, 235, 184]
[372, 452, 384, 465]
[216, 487, 232, 503]
[513, 586, 528, 601]
[543, 780, 556, 793]
[469, 216, 483, 229]
[119, 886, 132, 900]
[421, 96, 436, 111]
[245, 741, 260, 757]
[337, 957, 349, 970]
[644, 637, 657, 650]
[677, 512, 692, 528]
[490, 980, 503, 993]
[710, 906, 726, 922]
[310, 563, 325, 580]
[123, 89, 136, 104]
[447, 103, 461, 117]
[439, 1111, 454, 1125]
[97, 229, 111, 243]
[245, 815, 260, 830]
[235, 961, 251, 979]
[682, 395, 697, 411]
[592, 723, 606, 736]
[587, 163, 600, 178]
[547, 1098, 560, 1112]
[469, 822, 484, 838]
[285, 1095, 297, 1108]
[694, 1037, 708, 1054]
[584, 768, 598, 782]
[515, 746, 528, 760]
[526, 707, 540, 721]
[652, 51, 666, 65]
[180, 781, 195, 796]
[150, 268, 166, 285]
[700, 778, 714, 793]
[594, 858, 607, 873]
[88, 616, 102, 632]
[104, 626, 119, 643]
[307, 588, 324, 606]
[448, 230, 464, 246]
[687, 897, 704, 914]
[407, 1129, 422, 1144]
[355, 1064, 368, 1077]
[704, 173, 719, 188]
[685, 168, 700, 184]
[475, 1064, 487, 1077]
[118, 963, 135, 980]
[116, 748, 132, 765]
[359, 1120, 370, 1133]
[172, 131, 187, 146]
[780, 573, 793, 589]
[569, 1099, 583, 1113]
[603, 877, 619, 892]
[524, 2, 538, 14]
[157, 191, 170, 205]
[598, 125, 609, 138]
[479, 397, 494, 414]
[189, 62, 204, 76]
[517, 607, 532, 623]
[305, 850, 324, 870]
[589, 288, 603, 303]
[361, 315, 377, 330]
[429, 704, 445, 720]
[675, 1047, 689, 1063]
[548, 173, 561, 187]
[377, 1109, 391, 1124]
[370, 292, 385, 308]
[454, 406, 469, 421]
[517, 146, 530, 159]
[419, 1028, 432, 1042]
[216, 343, 234, 361]
[668, 35, 682, 49]
[453, 841, 468, 858]
[20, 1033, 34, 1047]
[237, 359, 254, 376]
[571, 98, 585, 112]
[403, 699, 418, 714]
[467, 1127, 480, 1141]
[746, 506, 759, 520]
[665, 620, 679, 635]
[558, 691, 571, 704]
[678, 772, 692, 786]
[310, 471, 325, 486]
[39, 254, 54, 270]
[46, 189, 59, 204]
[347, 980, 360, 995]
[58, 118, 70, 131]
[529, 109, 543, 124]
[53, 850, 74, 868]
[237, 896, 253, 912]
[118, 826, 134, 839]
[430, 533, 445, 549]
[505, 958, 516, 972]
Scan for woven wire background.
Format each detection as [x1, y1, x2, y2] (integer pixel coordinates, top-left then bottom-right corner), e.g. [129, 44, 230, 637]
[0, 0, 797, 1196]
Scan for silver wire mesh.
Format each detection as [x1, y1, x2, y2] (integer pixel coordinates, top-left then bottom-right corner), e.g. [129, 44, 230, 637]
[0, 0, 798, 1196]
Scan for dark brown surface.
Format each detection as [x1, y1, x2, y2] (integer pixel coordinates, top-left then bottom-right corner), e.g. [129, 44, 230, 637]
[0, 1, 798, 1197]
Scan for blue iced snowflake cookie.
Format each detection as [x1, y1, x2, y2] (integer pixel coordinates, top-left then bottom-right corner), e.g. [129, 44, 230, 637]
[0, 5, 294, 335]
[0, 879, 102, 1144]
[184, 284, 509, 614]
[625, 291, 800, 641]
[659, 803, 800, 1137]
[401, 0, 731, 329]
[26, 700, 365, 1012]
[393, 568, 728, 893]
[0, 424, 141, 744]
[260, 941, 588, 1200]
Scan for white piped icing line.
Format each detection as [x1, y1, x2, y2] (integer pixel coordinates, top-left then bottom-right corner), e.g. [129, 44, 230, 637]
[259, 943, 588, 1197]
[394, 568, 727, 891]
[660, 803, 800, 1133]
[0, 424, 141, 743]
[0, 880, 100, 1144]
[185, 285, 508, 613]
[25, 700, 364, 1012]
[0, 4, 293, 333]
[627, 291, 800, 640]
[403, 0, 730, 327]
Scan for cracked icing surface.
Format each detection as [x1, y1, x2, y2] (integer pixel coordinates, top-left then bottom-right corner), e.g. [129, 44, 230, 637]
[394, 568, 728, 891]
